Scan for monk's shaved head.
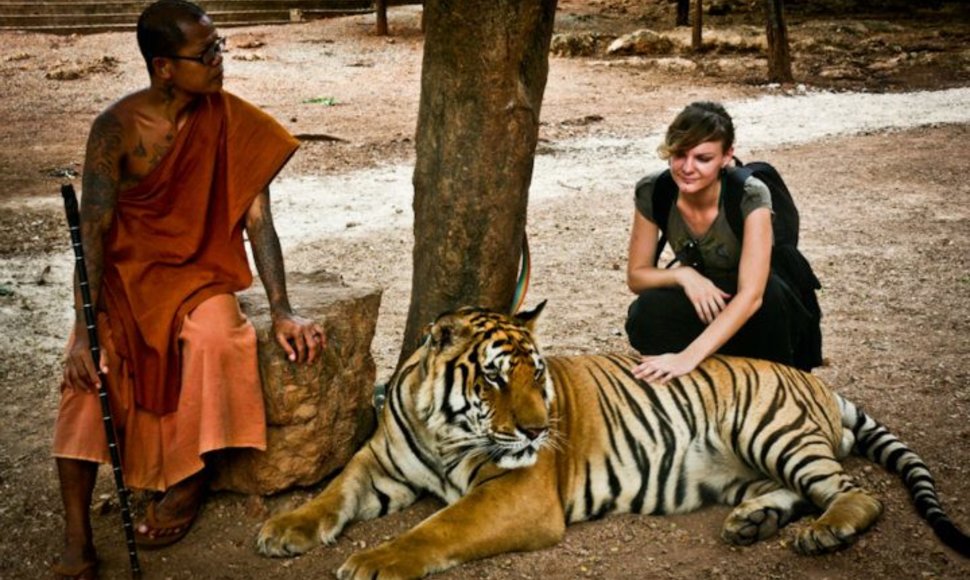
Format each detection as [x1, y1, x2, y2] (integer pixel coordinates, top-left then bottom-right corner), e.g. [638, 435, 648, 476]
[136, 0, 208, 77]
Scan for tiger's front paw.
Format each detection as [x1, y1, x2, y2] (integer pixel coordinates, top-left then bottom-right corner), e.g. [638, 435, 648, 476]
[337, 544, 429, 580]
[256, 511, 322, 557]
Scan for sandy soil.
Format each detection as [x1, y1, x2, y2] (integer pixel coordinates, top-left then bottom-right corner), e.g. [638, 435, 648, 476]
[1, 2, 969, 579]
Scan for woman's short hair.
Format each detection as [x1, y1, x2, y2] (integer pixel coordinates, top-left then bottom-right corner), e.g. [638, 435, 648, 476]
[658, 101, 735, 159]
[136, 0, 208, 77]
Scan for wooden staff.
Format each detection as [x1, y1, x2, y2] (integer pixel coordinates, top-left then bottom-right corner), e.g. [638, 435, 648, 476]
[61, 183, 142, 578]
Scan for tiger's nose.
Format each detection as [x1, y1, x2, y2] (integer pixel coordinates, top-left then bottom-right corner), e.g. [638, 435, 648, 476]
[520, 426, 546, 441]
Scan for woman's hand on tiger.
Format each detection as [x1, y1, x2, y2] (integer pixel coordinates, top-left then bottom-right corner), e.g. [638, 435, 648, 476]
[632, 352, 699, 384]
[677, 269, 732, 324]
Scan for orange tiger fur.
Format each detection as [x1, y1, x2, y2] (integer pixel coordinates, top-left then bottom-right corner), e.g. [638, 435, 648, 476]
[257, 304, 968, 579]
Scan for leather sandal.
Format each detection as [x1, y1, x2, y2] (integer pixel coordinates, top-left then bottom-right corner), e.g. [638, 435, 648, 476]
[134, 500, 198, 548]
[51, 558, 98, 580]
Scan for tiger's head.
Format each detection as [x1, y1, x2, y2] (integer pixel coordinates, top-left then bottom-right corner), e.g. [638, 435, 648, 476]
[413, 302, 554, 470]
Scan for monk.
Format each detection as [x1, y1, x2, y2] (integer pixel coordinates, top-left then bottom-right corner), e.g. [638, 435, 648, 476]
[53, 1, 325, 578]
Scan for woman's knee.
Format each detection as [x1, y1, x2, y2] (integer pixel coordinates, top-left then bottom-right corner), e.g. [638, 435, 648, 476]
[625, 290, 673, 337]
[625, 289, 700, 354]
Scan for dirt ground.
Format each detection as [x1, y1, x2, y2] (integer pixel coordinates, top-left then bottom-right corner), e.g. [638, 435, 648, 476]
[1, 1, 969, 579]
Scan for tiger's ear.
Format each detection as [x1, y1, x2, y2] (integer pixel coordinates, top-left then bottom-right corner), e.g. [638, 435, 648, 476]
[428, 315, 469, 351]
[429, 322, 453, 350]
[513, 300, 546, 333]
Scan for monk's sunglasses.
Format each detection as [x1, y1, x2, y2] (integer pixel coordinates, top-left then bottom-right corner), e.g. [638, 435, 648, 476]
[163, 37, 226, 66]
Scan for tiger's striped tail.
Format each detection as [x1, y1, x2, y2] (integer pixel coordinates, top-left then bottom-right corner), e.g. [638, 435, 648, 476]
[837, 394, 970, 558]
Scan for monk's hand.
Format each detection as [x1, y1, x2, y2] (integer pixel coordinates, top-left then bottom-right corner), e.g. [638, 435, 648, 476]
[273, 313, 326, 364]
[62, 329, 108, 392]
[632, 352, 698, 385]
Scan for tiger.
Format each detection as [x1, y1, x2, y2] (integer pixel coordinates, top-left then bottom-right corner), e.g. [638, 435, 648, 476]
[256, 302, 969, 579]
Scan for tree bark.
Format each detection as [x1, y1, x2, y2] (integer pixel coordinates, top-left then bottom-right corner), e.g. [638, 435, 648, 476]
[375, 0, 388, 36]
[692, 0, 703, 51]
[399, 0, 558, 366]
[676, 0, 689, 26]
[763, 0, 794, 82]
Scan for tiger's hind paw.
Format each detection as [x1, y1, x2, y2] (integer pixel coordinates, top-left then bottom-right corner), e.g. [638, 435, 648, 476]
[793, 489, 882, 555]
[793, 521, 858, 555]
[722, 506, 784, 545]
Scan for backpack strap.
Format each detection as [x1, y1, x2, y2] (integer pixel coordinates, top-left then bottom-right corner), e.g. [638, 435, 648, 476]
[646, 161, 768, 263]
[722, 164, 751, 243]
[647, 170, 677, 266]
[744, 160, 800, 247]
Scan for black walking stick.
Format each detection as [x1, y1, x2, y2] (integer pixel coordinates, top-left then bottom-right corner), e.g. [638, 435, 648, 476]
[61, 183, 142, 579]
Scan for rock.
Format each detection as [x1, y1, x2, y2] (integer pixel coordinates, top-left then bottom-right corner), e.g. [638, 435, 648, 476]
[208, 270, 381, 495]
[869, 56, 905, 72]
[836, 21, 870, 35]
[654, 57, 699, 74]
[45, 56, 119, 81]
[551, 32, 606, 57]
[606, 29, 674, 57]
[818, 66, 863, 80]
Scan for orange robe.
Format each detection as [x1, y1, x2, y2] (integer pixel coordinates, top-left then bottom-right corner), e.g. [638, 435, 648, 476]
[54, 295, 265, 490]
[104, 90, 298, 414]
[53, 91, 299, 490]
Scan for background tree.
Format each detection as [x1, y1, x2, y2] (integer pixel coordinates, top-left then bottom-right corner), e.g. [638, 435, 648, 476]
[375, 0, 388, 36]
[398, 0, 558, 366]
[676, 0, 690, 26]
[763, 0, 794, 82]
[692, 0, 703, 50]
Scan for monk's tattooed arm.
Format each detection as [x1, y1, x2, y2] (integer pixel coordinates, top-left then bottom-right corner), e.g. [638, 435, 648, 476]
[76, 110, 123, 330]
[247, 189, 326, 363]
[246, 189, 294, 319]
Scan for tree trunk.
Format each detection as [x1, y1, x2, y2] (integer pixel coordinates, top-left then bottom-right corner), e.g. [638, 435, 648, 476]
[676, 0, 689, 26]
[763, 0, 793, 82]
[375, 0, 388, 36]
[692, 0, 703, 51]
[399, 0, 558, 366]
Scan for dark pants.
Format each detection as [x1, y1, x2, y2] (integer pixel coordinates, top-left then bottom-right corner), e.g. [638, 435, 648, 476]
[625, 273, 808, 369]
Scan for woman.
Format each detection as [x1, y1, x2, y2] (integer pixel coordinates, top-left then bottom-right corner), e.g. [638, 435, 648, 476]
[626, 101, 816, 383]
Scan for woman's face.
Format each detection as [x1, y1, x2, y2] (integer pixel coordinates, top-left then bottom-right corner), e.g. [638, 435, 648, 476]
[669, 140, 732, 196]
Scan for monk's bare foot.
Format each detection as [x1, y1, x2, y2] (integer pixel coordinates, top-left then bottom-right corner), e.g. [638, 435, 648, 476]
[52, 541, 98, 579]
[135, 470, 207, 548]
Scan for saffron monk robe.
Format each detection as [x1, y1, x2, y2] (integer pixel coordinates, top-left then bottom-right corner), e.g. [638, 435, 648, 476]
[52, 2, 326, 578]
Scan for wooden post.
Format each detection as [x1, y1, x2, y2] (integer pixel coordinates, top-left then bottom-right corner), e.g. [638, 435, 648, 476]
[376, 0, 388, 36]
[692, 0, 703, 51]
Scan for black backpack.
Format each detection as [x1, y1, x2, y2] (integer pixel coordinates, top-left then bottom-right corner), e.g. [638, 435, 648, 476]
[644, 158, 823, 369]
